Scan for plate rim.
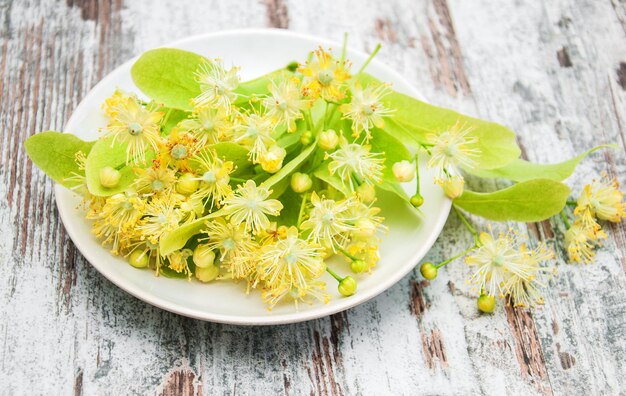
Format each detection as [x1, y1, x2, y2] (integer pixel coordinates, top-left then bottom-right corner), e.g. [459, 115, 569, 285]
[54, 28, 451, 325]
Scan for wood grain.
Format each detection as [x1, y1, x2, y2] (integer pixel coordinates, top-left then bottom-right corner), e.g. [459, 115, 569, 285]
[1, 0, 625, 395]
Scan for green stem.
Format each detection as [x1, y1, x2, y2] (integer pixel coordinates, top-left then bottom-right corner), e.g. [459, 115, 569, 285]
[230, 177, 248, 183]
[326, 267, 344, 282]
[304, 109, 314, 130]
[338, 247, 359, 262]
[414, 153, 421, 196]
[323, 101, 329, 130]
[560, 210, 571, 229]
[340, 32, 348, 63]
[566, 200, 578, 206]
[296, 193, 308, 228]
[453, 206, 479, 244]
[435, 245, 477, 268]
[357, 43, 382, 75]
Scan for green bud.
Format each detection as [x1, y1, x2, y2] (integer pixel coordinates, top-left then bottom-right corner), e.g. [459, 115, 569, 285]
[286, 61, 299, 72]
[99, 166, 121, 188]
[129, 249, 149, 268]
[193, 244, 216, 268]
[410, 193, 424, 208]
[176, 173, 199, 195]
[300, 130, 313, 146]
[195, 265, 220, 282]
[420, 262, 438, 280]
[318, 129, 339, 151]
[338, 276, 357, 296]
[290, 172, 313, 193]
[477, 294, 496, 313]
[350, 259, 367, 274]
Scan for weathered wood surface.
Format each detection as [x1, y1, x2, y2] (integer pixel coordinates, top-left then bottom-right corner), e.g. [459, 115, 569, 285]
[1, 0, 625, 394]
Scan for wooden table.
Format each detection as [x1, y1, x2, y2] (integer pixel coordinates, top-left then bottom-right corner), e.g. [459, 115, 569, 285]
[1, 0, 625, 394]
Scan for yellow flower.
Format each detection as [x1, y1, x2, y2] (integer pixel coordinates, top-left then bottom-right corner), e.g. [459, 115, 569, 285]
[339, 82, 394, 139]
[136, 198, 182, 244]
[298, 47, 351, 101]
[262, 77, 308, 132]
[160, 129, 197, 171]
[328, 141, 385, 191]
[133, 165, 176, 196]
[194, 58, 240, 111]
[179, 106, 232, 148]
[427, 121, 479, 180]
[201, 218, 258, 279]
[262, 280, 330, 310]
[345, 239, 380, 272]
[105, 98, 163, 164]
[564, 221, 606, 264]
[102, 89, 134, 117]
[233, 110, 277, 163]
[166, 248, 193, 276]
[190, 149, 233, 209]
[222, 180, 284, 235]
[89, 192, 146, 254]
[575, 174, 626, 225]
[504, 243, 554, 307]
[300, 192, 356, 250]
[259, 145, 286, 173]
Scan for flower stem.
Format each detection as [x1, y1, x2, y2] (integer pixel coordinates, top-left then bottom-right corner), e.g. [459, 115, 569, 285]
[453, 206, 480, 245]
[340, 32, 349, 63]
[304, 109, 314, 130]
[566, 200, 578, 206]
[414, 153, 421, 196]
[296, 193, 308, 228]
[326, 266, 344, 282]
[560, 210, 571, 229]
[338, 247, 359, 262]
[357, 43, 382, 75]
[435, 245, 477, 268]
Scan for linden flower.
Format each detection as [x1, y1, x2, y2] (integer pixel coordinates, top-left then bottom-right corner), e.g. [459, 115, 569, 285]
[262, 280, 330, 309]
[89, 192, 146, 254]
[427, 121, 479, 179]
[190, 149, 233, 209]
[233, 110, 277, 163]
[503, 243, 554, 307]
[105, 97, 163, 164]
[102, 89, 134, 117]
[160, 129, 197, 171]
[177, 194, 205, 223]
[179, 106, 231, 148]
[133, 166, 176, 196]
[258, 227, 325, 289]
[136, 198, 182, 244]
[300, 192, 356, 250]
[201, 218, 257, 279]
[346, 201, 388, 240]
[574, 174, 626, 225]
[345, 239, 380, 272]
[167, 248, 193, 276]
[328, 141, 385, 191]
[298, 47, 351, 101]
[339, 83, 394, 139]
[262, 77, 308, 132]
[259, 145, 287, 174]
[194, 58, 240, 111]
[564, 221, 607, 264]
[222, 180, 284, 235]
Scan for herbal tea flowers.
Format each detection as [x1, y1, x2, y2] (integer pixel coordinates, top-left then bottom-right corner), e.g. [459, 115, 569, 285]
[25, 39, 623, 312]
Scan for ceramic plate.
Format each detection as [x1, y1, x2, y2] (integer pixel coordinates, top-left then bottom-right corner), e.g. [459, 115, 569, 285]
[55, 29, 451, 325]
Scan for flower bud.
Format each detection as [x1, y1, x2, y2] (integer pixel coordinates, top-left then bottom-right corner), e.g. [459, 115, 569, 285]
[351, 259, 367, 273]
[410, 193, 424, 208]
[99, 166, 121, 188]
[354, 218, 376, 239]
[129, 249, 149, 268]
[338, 276, 357, 296]
[477, 294, 496, 313]
[195, 265, 220, 282]
[318, 129, 339, 151]
[260, 145, 286, 173]
[356, 184, 376, 203]
[176, 173, 199, 195]
[420, 262, 438, 280]
[442, 176, 464, 199]
[392, 160, 415, 182]
[291, 172, 313, 193]
[193, 244, 216, 268]
[300, 130, 314, 146]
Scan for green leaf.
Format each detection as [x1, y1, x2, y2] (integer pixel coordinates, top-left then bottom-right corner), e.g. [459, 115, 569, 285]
[233, 69, 293, 105]
[313, 164, 351, 196]
[160, 210, 224, 256]
[24, 131, 95, 188]
[368, 128, 413, 181]
[377, 180, 411, 203]
[454, 179, 570, 222]
[470, 145, 616, 182]
[191, 142, 254, 178]
[85, 136, 154, 196]
[262, 142, 317, 195]
[161, 108, 190, 135]
[357, 73, 521, 170]
[131, 48, 207, 111]
[273, 188, 302, 226]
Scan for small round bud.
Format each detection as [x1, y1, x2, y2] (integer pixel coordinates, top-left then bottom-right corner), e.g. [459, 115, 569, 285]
[477, 294, 496, 313]
[193, 244, 216, 268]
[410, 193, 424, 208]
[129, 249, 149, 268]
[300, 130, 314, 146]
[356, 184, 376, 203]
[338, 276, 357, 296]
[286, 61, 299, 72]
[99, 166, 121, 188]
[318, 129, 339, 151]
[176, 173, 199, 195]
[442, 176, 464, 199]
[392, 160, 415, 182]
[354, 218, 376, 239]
[260, 145, 286, 173]
[291, 172, 313, 193]
[195, 265, 220, 282]
[420, 262, 438, 280]
[351, 259, 367, 274]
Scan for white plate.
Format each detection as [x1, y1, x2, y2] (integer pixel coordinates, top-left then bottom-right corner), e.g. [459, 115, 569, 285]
[55, 29, 451, 325]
